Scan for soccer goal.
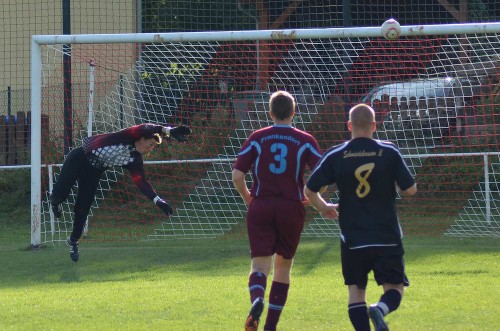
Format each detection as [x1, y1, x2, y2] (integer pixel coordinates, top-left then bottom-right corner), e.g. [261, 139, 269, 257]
[31, 22, 500, 247]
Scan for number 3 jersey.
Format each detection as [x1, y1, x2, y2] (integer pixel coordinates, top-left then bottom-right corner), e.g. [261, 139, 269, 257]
[234, 124, 322, 201]
[307, 137, 415, 248]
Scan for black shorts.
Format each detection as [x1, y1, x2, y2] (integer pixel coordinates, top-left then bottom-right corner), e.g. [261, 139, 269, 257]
[340, 241, 409, 290]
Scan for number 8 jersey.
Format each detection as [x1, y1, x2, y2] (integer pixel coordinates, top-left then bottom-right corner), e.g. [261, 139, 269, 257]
[234, 124, 322, 201]
[306, 137, 415, 248]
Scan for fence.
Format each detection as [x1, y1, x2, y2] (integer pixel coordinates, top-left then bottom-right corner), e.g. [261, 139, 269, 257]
[0, 112, 48, 166]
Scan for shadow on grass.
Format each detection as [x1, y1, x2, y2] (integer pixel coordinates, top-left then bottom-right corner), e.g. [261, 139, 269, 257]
[294, 239, 338, 276]
[0, 238, 250, 288]
[0, 236, 498, 289]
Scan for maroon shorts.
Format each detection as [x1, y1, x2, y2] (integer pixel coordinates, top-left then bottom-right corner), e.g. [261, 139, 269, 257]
[247, 196, 306, 259]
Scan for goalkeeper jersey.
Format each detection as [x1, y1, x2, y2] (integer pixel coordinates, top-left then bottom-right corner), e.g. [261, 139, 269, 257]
[234, 124, 322, 201]
[81, 124, 165, 200]
[306, 137, 415, 249]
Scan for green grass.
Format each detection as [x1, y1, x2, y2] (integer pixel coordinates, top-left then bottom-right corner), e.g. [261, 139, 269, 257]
[0, 169, 31, 244]
[1, 170, 499, 330]
[0, 236, 499, 330]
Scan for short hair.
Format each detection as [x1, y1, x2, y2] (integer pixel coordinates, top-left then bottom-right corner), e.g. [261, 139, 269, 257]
[139, 124, 163, 144]
[152, 133, 162, 144]
[269, 91, 295, 120]
[141, 132, 162, 145]
[349, 103, 375, 130]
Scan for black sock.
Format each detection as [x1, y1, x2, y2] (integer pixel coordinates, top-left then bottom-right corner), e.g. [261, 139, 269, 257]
[348, 302, 370, 331]
[378, 289, 402, 315]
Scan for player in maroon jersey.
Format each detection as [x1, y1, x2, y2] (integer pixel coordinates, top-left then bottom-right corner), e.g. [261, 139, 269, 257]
[232, 91, 322, 331]
[49, 123, 191, 262]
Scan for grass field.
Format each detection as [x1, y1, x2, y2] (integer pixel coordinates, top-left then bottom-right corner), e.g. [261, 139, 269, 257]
[0, 233, 499, 330]
[0, 170, 499, 330]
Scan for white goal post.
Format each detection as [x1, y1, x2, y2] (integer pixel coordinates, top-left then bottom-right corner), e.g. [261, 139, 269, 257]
[31, 22, 500, 247]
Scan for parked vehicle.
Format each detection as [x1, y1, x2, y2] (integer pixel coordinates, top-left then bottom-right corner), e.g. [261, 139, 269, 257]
[361, 77, 482, 141]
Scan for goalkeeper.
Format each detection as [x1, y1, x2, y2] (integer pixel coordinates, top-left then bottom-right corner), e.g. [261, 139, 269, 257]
[49, 124, 191, 262]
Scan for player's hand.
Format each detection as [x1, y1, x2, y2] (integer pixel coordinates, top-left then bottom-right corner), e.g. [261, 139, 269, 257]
[320, 203, 338, 219]
[170, 125, 191, 142]
[244, 196, 253, 206]
[155, 198, 174, 216]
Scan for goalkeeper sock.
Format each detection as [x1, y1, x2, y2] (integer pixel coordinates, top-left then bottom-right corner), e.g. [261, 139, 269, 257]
[248, 272, 267, 304]
[348, 302, 370, 331]
[377, 288, 402, 315]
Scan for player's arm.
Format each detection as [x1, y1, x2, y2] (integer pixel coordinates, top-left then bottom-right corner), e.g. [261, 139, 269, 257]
[304, 151, 338, 218]
[394, 147, 417, 197]
[304, 185, 338, 219]
[128, 164, 173, 216]
[122, 124, 191, 142]
[397, 183, 417, 197]
[163, 125, 191, 142]
[119, 124, 165, 140]
[301, 185, 327, 206]
[232, 168, 252, 206]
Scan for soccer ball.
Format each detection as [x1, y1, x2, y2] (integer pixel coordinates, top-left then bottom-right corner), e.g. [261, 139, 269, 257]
[381, 19, 401, 40]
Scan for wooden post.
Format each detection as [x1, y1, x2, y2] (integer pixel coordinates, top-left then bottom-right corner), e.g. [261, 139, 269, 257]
[16, 112, 26, 164]
[26, 111, 31, 147]
[41, 114, 50, 150]
[6, 115, 16, 165]
[0, 115, 6, 165]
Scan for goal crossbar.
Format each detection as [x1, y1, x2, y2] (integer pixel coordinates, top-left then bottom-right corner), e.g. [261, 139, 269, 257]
[32, 22, 500, 45]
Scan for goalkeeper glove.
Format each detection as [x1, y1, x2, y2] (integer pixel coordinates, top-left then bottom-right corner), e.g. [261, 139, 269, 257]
[154, 196, 173, 216]
[169, 125, 191, 142]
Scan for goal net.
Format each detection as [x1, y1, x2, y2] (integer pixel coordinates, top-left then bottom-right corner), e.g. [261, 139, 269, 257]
[31, 23, 500, 246]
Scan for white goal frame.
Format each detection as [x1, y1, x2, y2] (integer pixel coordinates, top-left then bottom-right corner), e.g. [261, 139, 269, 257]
[30, 22, 500, 247]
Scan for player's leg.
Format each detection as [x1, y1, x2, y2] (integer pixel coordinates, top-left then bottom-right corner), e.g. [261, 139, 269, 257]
[369, 245, 408, 331]
[368, 283, 403, 331]
[49, 147, 86, 217]
[263, 254, 293, 331]
[263, 198, 304, 331]
[71, 171, 100, 242]
[249, 256, 273, 303]
[246, 256, 271, 331]
[245, 198, 276, 331]
[348, 285, 370, 331]
[379, 283, 405, 314]
[341, 242, 371, 331]
[66, 169, 101, 262]
[272, 254, 293, 283]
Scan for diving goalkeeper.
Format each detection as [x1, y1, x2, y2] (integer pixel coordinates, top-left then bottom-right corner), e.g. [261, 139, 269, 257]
[49, 123, 191, 262]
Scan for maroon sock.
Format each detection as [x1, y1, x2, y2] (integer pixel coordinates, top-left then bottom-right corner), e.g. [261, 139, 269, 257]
[264, 281, 289, 331]
[248, 272, 267, 304]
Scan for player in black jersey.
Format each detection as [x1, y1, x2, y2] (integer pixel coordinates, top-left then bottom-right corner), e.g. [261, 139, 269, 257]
[49, 123, 191, 262]
[305, 104, 416, 331]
